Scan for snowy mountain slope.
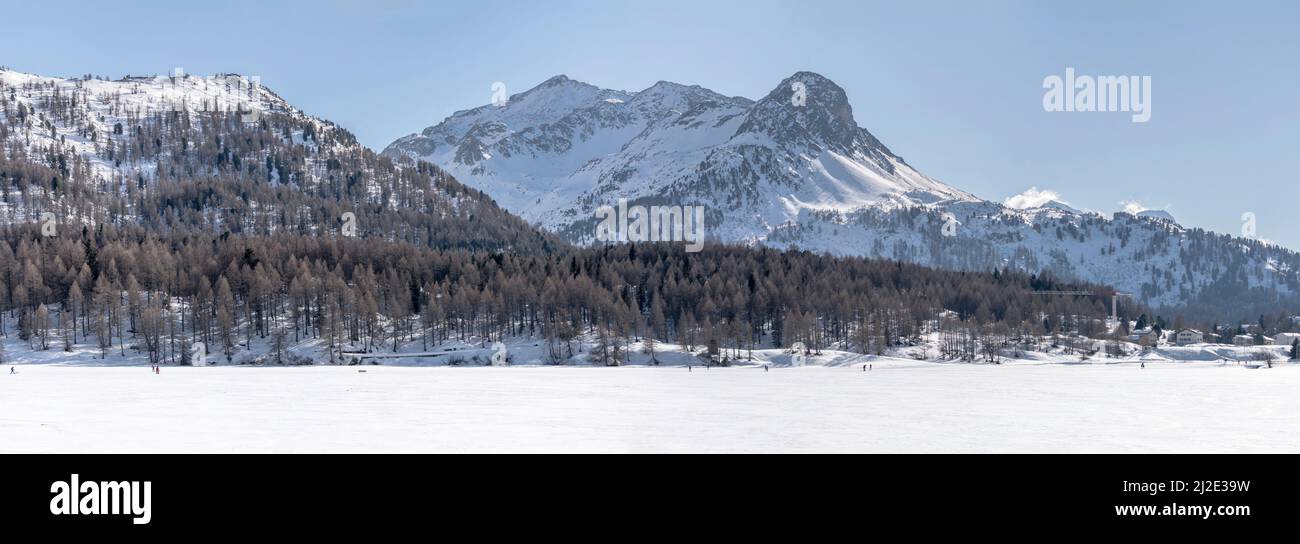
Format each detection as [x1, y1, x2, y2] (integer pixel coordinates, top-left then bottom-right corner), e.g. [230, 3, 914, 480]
[385, 72, 978, 235]
[385, 72, 1300, 318]
[0, 67, 557, 253]
[766, 202, 1300, 312]
[0, 69, 320, 184]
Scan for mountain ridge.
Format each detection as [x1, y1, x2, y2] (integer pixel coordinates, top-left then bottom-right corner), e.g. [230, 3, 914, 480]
[384, 72, 1300, 319]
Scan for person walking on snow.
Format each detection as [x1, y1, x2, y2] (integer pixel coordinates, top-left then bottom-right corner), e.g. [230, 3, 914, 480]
[9, 367, 14, 374]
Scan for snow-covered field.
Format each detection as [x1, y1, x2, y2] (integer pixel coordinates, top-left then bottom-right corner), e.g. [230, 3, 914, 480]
[3, 360, 1297, 453]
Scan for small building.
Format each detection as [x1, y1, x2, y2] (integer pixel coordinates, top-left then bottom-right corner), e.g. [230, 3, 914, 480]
[1233, 334, 1256, 346]
[1274, 332, 1300, 346]
[1173, 329, 1203, 346]
[1130, 329, 1160, 348]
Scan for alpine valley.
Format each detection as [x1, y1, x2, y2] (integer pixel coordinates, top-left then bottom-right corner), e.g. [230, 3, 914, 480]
[385, 72, 1300, 319]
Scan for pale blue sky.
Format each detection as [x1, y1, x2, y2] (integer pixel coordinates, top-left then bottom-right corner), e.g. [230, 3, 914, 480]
[3, 0, 1298, 248]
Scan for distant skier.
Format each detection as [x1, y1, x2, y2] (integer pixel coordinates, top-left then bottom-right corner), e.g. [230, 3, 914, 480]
[1140, 362, 1145, 369]
[8, 367, 14, 375]
[688, 365, 692, 373]
[763, 365, 768, 372]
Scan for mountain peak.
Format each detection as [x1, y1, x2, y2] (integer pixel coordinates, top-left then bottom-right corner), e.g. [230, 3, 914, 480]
[785, 70, 839, 87]
[778, 72, 850, 103]
[734, 71, 861, 151]
[643, 80, 694, 92]
[630, 80, 747, 112]
[539, 74, 573, 86]
[513, 74, 611, 99]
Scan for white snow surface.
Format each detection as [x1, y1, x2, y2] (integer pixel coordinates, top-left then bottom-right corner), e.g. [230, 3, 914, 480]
[4, 320, 1296, 453]
[3, 356, 1296, 453]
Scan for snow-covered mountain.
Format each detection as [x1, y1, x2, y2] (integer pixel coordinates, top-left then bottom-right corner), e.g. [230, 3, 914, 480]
[1, 69, 321, 182]
[0, 67, 556, 252]
[385, 72, 1300, 317]
[385, 73, 976, 240]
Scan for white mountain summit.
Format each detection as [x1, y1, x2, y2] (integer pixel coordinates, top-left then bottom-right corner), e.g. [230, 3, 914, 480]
[387, 73, 975, 236]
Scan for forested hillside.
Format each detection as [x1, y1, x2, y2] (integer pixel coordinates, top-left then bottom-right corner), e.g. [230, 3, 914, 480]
[0, 69, 558, 253]
[0, 222, 1126, 365]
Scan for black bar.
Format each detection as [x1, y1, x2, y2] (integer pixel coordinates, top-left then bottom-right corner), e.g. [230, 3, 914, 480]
[0, 455, 1290, 536]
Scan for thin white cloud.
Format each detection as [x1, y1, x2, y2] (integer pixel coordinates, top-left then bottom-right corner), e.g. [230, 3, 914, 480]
[1004, 186, 1067, 209]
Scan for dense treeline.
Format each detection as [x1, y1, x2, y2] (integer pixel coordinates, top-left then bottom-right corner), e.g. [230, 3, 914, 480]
[0, 222, 1136, 364]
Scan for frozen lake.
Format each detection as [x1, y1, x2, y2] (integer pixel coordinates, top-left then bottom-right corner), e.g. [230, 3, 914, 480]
[2, 361, 1297, 453]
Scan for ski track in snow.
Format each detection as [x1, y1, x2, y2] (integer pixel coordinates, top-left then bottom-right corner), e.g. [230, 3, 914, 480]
[2, 363, 1296, 453]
